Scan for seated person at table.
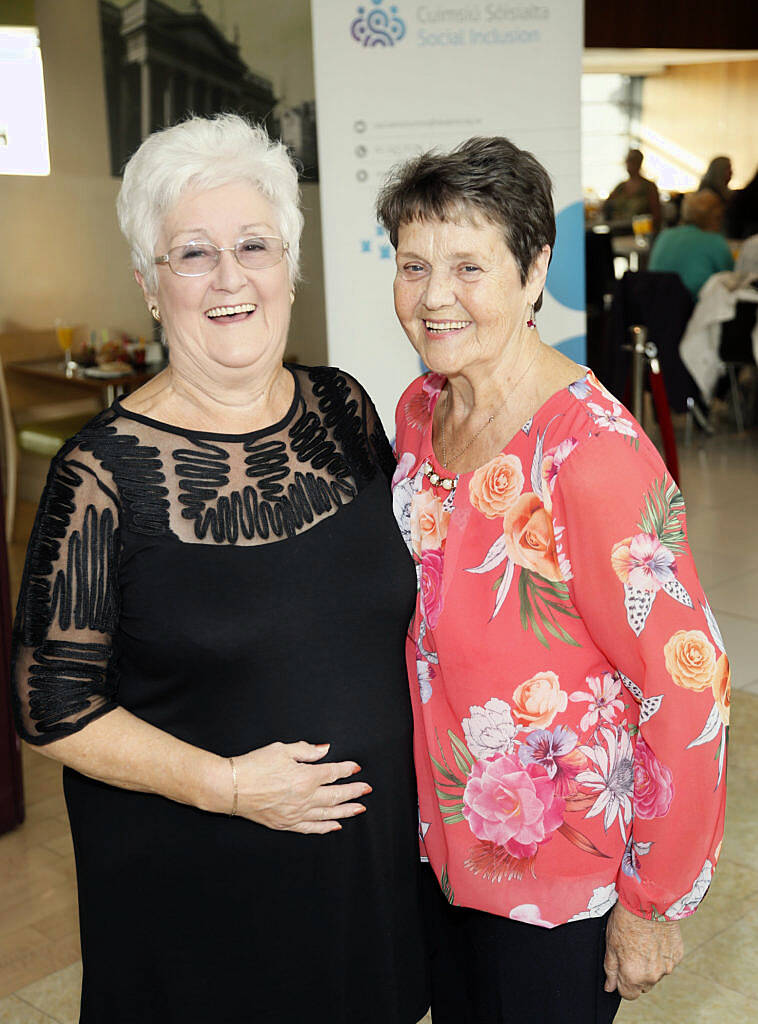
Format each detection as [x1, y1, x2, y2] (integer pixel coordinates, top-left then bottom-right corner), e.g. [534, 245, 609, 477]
[649, 191, 733, 298]
[680, 234, 758, 402]
[603, 149, 661, 232]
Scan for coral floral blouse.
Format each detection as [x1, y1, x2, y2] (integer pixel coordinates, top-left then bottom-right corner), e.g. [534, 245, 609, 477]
[392, 369, 728, 928]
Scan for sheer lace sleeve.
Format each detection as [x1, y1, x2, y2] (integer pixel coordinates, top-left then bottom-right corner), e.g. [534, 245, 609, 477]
[362, 389, 397, 483]
[11, 443, 121, 744]
[332, 368, 395, 482]
[307, 365, 396, 485]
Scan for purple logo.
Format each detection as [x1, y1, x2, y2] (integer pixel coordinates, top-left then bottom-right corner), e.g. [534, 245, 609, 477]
[351, 0, 406, 47]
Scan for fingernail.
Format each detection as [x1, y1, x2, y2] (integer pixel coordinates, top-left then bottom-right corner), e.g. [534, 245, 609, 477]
[317, 743, 330, 750]
[354, 805, 367, 814]
[362, 785, 373, 795]
[350, 764, 362, 775]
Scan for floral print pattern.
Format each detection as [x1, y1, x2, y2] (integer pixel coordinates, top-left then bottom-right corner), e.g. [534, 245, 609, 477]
[394, 369, 727, 927]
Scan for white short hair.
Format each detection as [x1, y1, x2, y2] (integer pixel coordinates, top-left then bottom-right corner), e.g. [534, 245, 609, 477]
[117, 113, 304, 292]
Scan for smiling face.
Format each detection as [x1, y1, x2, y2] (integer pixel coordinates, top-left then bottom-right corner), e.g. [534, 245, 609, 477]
[393, 215, 548, 380]
[138, 180, 291, 376]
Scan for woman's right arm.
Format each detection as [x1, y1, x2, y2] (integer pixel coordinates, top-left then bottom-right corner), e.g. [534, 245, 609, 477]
[12, 448, 368, 834]
[34, 710, 369, 833]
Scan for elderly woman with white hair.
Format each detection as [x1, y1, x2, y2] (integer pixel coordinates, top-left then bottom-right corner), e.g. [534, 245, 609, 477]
[11, 115, 429, 1024]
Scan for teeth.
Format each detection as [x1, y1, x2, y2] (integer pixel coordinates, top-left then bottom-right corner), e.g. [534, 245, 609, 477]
[206, 303, 257, 318]
[424, 320, 470, 332]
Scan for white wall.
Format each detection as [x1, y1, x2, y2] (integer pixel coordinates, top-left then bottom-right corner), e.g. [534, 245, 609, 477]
[1, 0, 329, 364]
[0, 0, 148, 336]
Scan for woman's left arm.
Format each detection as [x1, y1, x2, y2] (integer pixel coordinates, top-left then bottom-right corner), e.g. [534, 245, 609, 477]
[551, 428, 728, 996]
[604, 900, 684, 999]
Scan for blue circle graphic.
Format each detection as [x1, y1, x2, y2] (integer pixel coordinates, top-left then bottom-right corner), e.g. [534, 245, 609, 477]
[554, 335, 586, 363]
[545, 200, 585, 311]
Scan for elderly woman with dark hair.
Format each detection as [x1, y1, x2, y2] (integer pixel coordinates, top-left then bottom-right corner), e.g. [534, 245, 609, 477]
[11, 114, 429, 1024]
[379, 137, 728, 1024]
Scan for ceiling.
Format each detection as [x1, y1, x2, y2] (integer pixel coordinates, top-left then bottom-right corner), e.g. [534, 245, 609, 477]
[583, 48, 758, 75]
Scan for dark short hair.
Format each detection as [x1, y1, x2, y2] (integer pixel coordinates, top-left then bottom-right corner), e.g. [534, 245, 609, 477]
[376, 136, 555, 308]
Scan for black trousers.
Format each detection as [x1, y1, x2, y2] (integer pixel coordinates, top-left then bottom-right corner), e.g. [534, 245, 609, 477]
[422, 867, 621, 1024]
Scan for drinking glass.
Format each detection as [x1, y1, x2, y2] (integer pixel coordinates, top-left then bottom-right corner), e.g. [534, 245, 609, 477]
[632, 214, 654, 249]
[55, 320, 75, 375]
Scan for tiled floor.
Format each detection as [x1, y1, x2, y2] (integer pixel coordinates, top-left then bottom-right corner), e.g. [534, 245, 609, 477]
[1, 426, 757, 1023]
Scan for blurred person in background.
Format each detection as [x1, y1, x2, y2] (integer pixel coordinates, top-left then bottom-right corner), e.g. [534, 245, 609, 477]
[680, 234, 758, 404]
[698, 156, 733, 206]
[649, 190, 734, 298]
[603, 148, 661, 232]
[725, 165, 758, 240]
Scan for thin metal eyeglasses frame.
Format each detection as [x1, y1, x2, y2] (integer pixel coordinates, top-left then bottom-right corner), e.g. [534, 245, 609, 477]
[154, 237, 290, 277]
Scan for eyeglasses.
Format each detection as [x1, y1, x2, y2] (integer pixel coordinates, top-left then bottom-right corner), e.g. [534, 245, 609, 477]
[154, 236, 289, 277]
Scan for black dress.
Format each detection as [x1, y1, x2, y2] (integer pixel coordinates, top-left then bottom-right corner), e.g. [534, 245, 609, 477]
[11, 365, 429, 1024]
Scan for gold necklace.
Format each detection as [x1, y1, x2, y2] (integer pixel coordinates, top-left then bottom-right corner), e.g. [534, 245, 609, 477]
[440, 348, 540, 468]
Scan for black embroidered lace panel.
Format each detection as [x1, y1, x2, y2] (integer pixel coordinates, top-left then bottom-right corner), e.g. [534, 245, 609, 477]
[11, 365, 395, 744]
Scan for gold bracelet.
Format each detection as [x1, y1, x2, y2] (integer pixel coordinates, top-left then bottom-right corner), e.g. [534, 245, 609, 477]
[229, 757, 238, 817]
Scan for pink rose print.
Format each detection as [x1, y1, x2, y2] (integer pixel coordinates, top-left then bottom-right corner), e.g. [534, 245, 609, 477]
[633, 737, 674, 820]
[421, 547, 444, 628]
[611, 533, 676, 592]
[462, 754, 565, 859]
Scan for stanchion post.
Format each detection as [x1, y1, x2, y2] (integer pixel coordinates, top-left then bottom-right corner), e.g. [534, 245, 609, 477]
[628, 325, 648, 424]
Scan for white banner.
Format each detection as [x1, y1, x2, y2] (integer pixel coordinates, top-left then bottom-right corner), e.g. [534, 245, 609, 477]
[311, 0, 585, 428]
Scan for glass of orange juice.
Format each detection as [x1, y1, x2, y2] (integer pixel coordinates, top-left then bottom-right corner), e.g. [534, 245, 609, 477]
[632, 214, 654, 248]
[55, 320, 75, 374]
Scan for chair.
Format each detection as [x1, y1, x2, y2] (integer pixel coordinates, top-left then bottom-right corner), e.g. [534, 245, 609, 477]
[608, 271, 705, 479]
[718, 297, 758, 432]
[0, 329, 100, 543]
[610, 270, 699, 414]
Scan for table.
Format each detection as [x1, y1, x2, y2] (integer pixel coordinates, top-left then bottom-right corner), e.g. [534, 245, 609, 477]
[607, 234, 650, 274]
[588, 224, 652, 274]
[8, 358, 165, 406]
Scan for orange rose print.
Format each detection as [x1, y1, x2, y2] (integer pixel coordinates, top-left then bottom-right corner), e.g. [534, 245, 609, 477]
[502, 492, 563, 581]
[512, 671, 568, 729]
[712, 653, 730, 726]
[663, 630, 717, 692]
[469, 453, 524, 519]
[411, 488, 450, 557]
